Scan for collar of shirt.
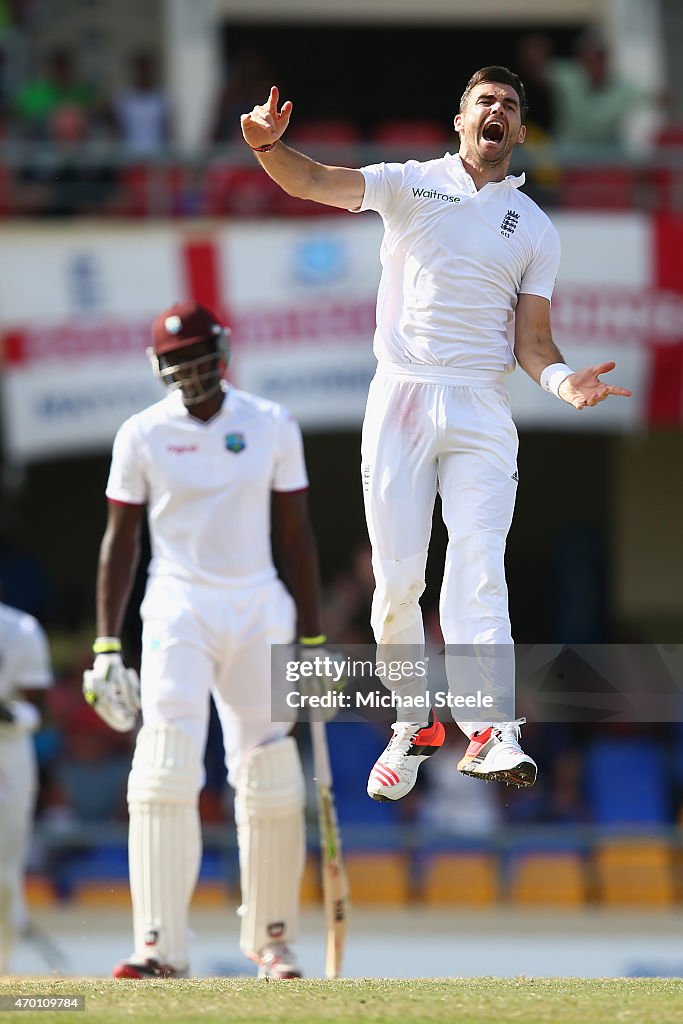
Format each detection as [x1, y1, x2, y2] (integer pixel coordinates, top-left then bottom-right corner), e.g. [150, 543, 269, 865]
[443, 152, 525, 193]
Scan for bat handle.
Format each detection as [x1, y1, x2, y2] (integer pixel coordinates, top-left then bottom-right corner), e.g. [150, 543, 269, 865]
[310, 718, 332, 788]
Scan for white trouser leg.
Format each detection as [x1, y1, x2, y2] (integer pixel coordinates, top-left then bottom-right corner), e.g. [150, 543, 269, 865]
[0, 737, 35, 973]
[437, 384, 519, 738]
[234, 737, 305, 959]
[127, 724, 203, 970]
[361, 374, 438, 647]
[361, 375, 437, 723]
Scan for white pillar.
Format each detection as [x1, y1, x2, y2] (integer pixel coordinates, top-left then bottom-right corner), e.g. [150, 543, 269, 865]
[604, 0, 666, 150]
[164, 0, 223, 152]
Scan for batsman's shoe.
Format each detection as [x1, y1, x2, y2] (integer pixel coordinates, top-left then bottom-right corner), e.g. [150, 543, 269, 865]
[112, 956, 189, 979]
[367, 710, 445, 802]
[457, 717, 537, 788]
[257, 942, 302, 980]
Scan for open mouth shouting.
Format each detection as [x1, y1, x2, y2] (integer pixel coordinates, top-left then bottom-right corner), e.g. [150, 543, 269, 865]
[481, 119, 506, 148]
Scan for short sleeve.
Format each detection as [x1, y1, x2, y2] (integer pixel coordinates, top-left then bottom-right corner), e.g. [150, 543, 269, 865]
[351, 161, 407, 217]
[519, 221, 562, 301]
[105, 416, 148, 505]
[16, 615, 52, 689]
[272, 407, 309, 493]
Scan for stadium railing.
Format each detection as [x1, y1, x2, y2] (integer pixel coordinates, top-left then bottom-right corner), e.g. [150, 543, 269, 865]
[1, 138, 683, 218]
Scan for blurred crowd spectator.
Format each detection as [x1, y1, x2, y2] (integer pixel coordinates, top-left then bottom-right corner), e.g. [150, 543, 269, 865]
[0, 29, 678, 218]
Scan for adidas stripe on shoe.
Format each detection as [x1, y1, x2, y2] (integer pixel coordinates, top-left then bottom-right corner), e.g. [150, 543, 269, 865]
[367, 709, 445, 802]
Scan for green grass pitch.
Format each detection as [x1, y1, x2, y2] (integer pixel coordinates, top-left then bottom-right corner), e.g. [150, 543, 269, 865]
[1, 978, 683, 1024]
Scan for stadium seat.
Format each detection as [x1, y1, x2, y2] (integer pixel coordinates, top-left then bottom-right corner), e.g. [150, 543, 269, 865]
[74, 880, 131, 907]
[203, 162, 281, 217]
[326, 722, 404, 833]
[300, 854, 322, 905]
[594, 839, 676, 907]
[509, 851, 586, 908]
[584, 738, 671, 826]
[345, 852, 410, 905]
[287, 119, 361, 145]
[25, 875, 57, 908]
[422, 852, 499, 906]
[558, 167, 636, 210]
[373, 119, 449, 147]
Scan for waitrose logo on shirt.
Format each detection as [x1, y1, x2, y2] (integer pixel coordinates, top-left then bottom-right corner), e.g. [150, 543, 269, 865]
[411, 187, 461, 203]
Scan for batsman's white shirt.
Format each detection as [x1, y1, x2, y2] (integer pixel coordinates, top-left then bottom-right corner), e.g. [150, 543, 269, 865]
[355, 153, 561, 372]
[106, 386, 309, 587]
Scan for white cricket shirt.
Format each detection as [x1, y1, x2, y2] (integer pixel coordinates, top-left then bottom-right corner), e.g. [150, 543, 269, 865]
[106, 387, 309, 587]
[0, 602, 52, 702]
[356, 153, 561, 373]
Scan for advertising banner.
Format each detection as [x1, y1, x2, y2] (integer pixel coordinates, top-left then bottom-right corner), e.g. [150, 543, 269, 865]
[1, 213, 682, 462]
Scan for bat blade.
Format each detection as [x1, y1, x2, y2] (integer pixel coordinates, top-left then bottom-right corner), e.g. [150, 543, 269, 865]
[317, 782, 349, 979]
[310, 719, 349, 979]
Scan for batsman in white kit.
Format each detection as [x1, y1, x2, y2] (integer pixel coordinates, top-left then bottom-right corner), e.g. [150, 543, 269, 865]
[0, 599, 52, 974]
[241, 65, 632, 801]
[83, 301, 327, 980]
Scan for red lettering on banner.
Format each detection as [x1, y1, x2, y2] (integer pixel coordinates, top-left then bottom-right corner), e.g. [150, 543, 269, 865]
[2, 320, 151, 363]
[231, 302, 377, 347]
[552, 288, 683, 346]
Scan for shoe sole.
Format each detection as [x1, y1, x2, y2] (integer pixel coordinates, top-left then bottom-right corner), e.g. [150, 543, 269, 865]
[458, 759, 537, 788]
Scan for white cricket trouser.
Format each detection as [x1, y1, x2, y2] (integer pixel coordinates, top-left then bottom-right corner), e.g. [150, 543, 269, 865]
[0, 734, 37, 971]
[139, 573, 296, 784]
[361, 364, 519, 736]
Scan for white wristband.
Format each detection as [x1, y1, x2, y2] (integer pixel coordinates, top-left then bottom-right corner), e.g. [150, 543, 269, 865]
[540, 362, 574, 399]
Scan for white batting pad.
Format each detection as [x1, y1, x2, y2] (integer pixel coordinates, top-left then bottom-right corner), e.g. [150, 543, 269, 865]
[235, 737, 305, 958]
[127, 724, 203, 970]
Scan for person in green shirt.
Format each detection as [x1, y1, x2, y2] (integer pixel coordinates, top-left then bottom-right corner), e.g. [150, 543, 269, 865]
[14, 48, 95, 138]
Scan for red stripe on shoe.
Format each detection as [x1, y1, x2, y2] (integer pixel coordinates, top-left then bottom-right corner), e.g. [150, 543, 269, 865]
[372, 763, 400, 785]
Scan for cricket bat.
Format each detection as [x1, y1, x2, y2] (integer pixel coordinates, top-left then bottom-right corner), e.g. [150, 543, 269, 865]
[310, 718, 349, 979]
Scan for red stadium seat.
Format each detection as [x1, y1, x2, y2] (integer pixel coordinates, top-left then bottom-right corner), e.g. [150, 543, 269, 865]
[203, 162, 281, 217]
[288, 119, 361, 145]
[371, 120, 450, 161]
[373, 119, 449, 147]
[559, 167, 637, 211]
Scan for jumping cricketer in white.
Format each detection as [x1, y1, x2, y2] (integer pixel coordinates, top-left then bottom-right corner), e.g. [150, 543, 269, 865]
[241, 66, 631, 802]
[83, 301, 327, 980]
[0, 599, 52, 973]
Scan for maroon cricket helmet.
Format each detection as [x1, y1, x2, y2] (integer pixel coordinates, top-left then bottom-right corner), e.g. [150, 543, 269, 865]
[151, 300, 227, 356]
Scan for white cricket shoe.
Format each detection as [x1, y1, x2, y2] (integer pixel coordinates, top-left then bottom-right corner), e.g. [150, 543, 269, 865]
[257, 942, 302, 980]
[457, 717, 537, 787]
[367, 710, 446, 802]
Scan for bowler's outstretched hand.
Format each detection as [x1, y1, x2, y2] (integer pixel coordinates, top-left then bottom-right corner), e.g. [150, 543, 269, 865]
[559, 361, 632, 411]
[241, 86, 292, 150]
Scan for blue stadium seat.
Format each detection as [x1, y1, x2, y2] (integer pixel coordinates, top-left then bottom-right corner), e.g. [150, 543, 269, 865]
[325, 722, 404, 837]
[584, 738, 671, 825]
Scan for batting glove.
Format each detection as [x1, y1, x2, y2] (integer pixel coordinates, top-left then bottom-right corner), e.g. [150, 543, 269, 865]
[82, 638, 141, 733]
[297, 634, 347, 722]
